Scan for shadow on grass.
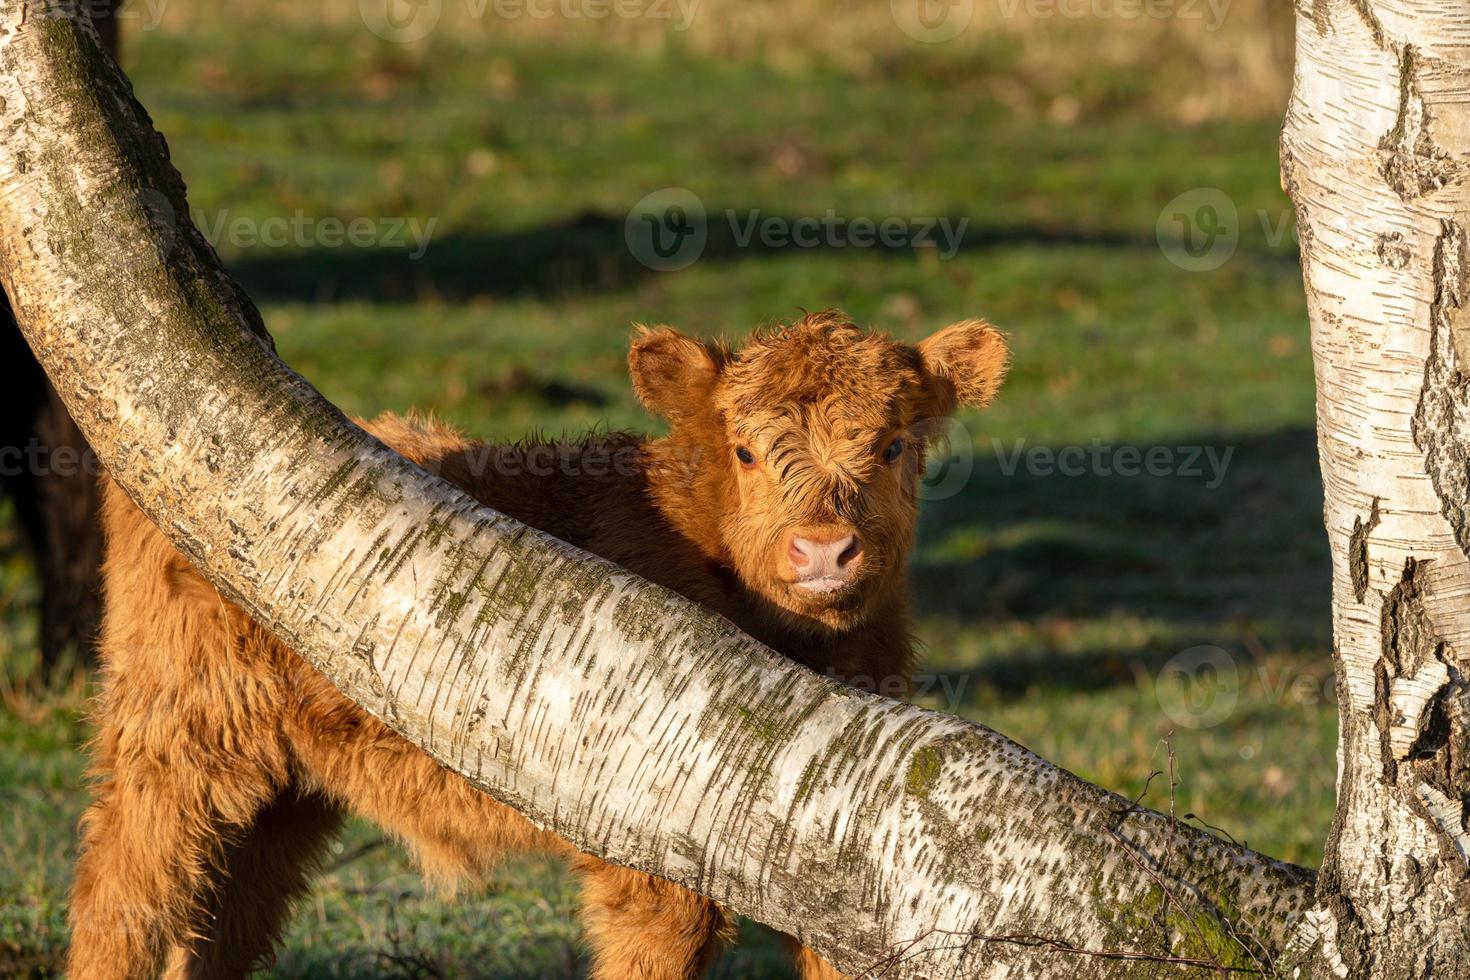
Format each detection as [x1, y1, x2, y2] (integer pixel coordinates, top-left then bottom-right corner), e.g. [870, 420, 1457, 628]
[912, 425, 1329, 697]
[224, 210, 1297, 305]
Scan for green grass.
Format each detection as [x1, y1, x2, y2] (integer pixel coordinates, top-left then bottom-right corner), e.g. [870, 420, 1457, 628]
[0, 8, 1328, 977]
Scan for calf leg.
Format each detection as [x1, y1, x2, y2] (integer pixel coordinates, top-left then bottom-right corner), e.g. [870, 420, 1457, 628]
[287, 680, 728, 977]
[161, 789, 342, 978]
[68, 586, 300, 976]
[67, 744, 286, 980]
[574, 857, 727, 980]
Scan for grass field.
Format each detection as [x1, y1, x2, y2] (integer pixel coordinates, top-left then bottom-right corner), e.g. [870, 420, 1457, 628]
[0, 4, 1331, 976]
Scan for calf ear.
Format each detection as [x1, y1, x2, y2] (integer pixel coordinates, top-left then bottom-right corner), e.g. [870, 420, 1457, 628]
[629, 325, 726, 421]
[916, 319, 1009, 416]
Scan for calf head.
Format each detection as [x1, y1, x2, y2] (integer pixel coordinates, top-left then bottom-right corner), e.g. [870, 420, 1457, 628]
[631, 310, 1008, 633]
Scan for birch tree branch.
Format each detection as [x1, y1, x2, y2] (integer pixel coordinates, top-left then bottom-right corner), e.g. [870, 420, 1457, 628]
[0, 8, 1313, 976]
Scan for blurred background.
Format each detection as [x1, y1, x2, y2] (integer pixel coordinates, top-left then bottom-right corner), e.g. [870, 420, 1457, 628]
[0, 1, 1330, 976]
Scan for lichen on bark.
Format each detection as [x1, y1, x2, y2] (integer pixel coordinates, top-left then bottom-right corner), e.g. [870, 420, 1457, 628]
[0, 6, 1322, 977]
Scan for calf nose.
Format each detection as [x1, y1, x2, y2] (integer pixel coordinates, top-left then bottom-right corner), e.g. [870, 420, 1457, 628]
[788, 532, 863, 579]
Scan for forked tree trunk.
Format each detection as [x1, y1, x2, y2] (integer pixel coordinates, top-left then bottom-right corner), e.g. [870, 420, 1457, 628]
[0, 9, 1317, 977]
[1282, 1, 1470, 976]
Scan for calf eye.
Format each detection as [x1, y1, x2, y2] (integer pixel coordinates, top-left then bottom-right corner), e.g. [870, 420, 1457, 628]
[884, 438, 904, 462]
[735, 446, 756, 467]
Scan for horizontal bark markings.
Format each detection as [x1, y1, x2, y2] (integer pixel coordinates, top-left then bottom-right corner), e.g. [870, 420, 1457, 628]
[0, 10, 1325, 975]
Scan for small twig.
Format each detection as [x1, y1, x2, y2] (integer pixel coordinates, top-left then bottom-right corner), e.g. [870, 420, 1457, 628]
[1106, 732, 1270, 977]
[855, 926, 1265, 977]
[1184, 812, 1245, 850]
[1137, 768, 1165, 810]
[1106, 733, 1213, 962]
[1158, 733, 1211, 955]
[861, 926, 945, 978]
[1103, 824, 1220, 966]
[1165, 731, 1178, 822]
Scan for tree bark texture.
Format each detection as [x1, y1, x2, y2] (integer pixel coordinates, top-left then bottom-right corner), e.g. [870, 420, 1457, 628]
[1283, 1, 1470, 976]
[0, 7, 1314, 977]
[0, 0, 118, 681]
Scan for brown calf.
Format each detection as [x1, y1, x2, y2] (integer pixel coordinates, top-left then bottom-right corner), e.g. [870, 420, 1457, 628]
[67, 310, 1007, 979]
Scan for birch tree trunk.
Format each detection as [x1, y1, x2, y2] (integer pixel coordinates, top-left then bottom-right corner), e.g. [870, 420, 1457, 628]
[1282, 1, 1470, 976]
[0, 0, 119, 681]
[0, 7, 1320, 978]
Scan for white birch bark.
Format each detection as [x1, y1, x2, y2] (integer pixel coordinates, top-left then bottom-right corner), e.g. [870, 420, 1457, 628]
[1282, 1, 1470, 976]
[0, 6, 1314, 976]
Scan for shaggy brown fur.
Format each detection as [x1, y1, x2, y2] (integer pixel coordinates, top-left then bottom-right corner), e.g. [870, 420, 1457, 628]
[67, 310, 1008, 979]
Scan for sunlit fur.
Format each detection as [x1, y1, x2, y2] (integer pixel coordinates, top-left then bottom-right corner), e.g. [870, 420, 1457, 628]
[637, 309, 1009, 634]
[67, 311, 1007, 980]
